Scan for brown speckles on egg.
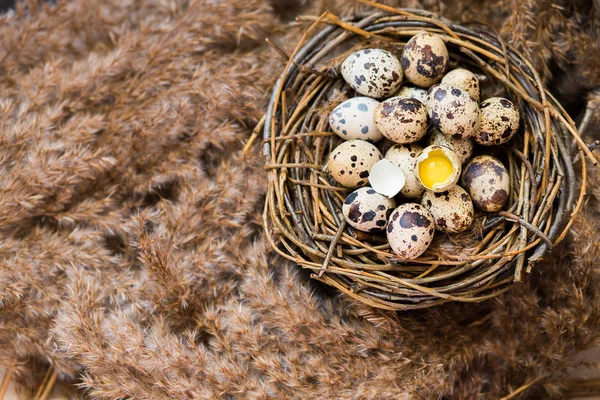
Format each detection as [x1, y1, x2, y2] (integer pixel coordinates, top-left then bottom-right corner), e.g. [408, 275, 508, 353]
[342, 187, 396, 232]
[421, 186, 474, 233]
[329, 97, 383, 142]
[374, 97, 428, 144]
[327, 140, 382, 188]
[387, 203, 435, 259]
[441, 68, 480, 102]
[475, 97, 520, 146]
[461, 155, 510, 212]
[341, 49, 403, 98]
[385, 143, 425, 198]
[425, 84, 480, 138]
[427, 127, 474, 164]
[395, 86, 428, 103]
[401, 33, 448, 88]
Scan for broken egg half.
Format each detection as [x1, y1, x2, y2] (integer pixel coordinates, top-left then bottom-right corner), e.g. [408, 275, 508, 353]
[415, 145, 461, 193]
[368, 159, 406, 198]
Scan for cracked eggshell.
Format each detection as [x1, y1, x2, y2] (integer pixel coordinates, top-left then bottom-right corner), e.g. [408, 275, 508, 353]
[342, 187, 396, 233]
[427, 127, 474, 164]
[415, 145, 462, 193]
[425, 83, 480, 138]
[341, 49, 403, 99]
[385, 143, 425, 198]
[395, 86, 428, 103]
[441, 68, 480, 102]
[400, 33, 449, 88]
[368, 159, 406, 198]
[327, 140, 382, 188]
[421, 186, 474, 233]
[386, 203, 435, 259]
[475, 97, 520, 146]
[329, 97, 383, 142]
[373, 97, 428, 144]
[461, 155, 510, 212]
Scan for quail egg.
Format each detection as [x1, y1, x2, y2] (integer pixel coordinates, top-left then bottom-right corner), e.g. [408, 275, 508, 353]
[400, 33, 449, 88]
[461, 155, 510, 212]
[395, 86, 428, 103]
[385, 143, 425, 198]
[373, 97, 428, 144]
[415, 145, 462, 192]
[341, 48, 403, 98]
[342, 187, 396, 233]
[441, 68, 480, 102]
[386, 203, 435, 259]
[427, 127, 474, 164]
[425, 83, 480, 138]
[327, 140, 382, 188]
[329, 97, 383, 142]
[421, 186, 474, 233]
[475, 97, 520, 146]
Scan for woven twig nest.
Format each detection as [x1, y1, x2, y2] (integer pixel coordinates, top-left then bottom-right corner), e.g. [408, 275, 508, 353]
[261, 4, 596, 310]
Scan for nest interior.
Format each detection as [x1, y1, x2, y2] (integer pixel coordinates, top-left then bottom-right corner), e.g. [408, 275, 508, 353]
[263, 5, 595, 310]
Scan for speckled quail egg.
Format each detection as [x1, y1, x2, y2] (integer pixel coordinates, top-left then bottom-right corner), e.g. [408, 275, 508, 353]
[415, 145, 462, 192]
[427, 127, 474, 164]
[461, 155, 510, 212]
[425, 83, 480, 138]
[475, 97, 520, 146]
[385, 143, 425, 198]
[386, 203, 435, 259]
[341, 49, 403, 99]
[400, 33, 449, 88]
[373, 97, 428, 144]
[395, 86, 428, 103]
[329, 97, 383, 142]
[342, 187, 396, 233]
[441, 68, 480, 102]
[327, 140, 382, 188]
[421, 186, 474, 233]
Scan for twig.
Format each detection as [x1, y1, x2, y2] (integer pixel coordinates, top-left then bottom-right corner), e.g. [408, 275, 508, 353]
[499, 377, 541, 400]
[318, 219, 346, 277]
[0, 368, 14, 399]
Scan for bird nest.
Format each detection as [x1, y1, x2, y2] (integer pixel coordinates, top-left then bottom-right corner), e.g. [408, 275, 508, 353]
[260, 4, 596, 310]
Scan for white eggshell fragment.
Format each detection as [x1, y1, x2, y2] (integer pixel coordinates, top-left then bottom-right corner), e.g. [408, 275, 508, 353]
[425, 83, 480, 138]
[329, 97, 383, 142]
[373, 97, 428, 144]
[441, 68, 480, 102]
[414, 145, 462, 193]
[427, 127, 474, 164]
[385, 143, 425, 198]
[421, 186, 474, 233]
[368, 159, 406, 198]
[327, 140, 382, 188]
[386, 203, 435, 259]
[341, 49, 403, 98]
[395, 86, 428, 103]
[475, 97, 520, 146]
[400, 33, 449, 88]
[342, 187, 397, 233]
[461, 155, 510, 212]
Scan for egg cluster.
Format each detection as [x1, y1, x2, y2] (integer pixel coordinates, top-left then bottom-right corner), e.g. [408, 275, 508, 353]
[328, 33, 518, 260]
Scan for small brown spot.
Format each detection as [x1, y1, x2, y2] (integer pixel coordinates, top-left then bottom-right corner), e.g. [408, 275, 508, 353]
[399, 211, 431, 229]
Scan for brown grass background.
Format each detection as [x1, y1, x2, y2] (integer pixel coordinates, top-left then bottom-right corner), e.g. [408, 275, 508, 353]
[1, 0, 600, 398]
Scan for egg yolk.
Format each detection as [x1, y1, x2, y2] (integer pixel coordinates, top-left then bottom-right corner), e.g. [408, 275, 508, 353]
[418, 150, 455, 189]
